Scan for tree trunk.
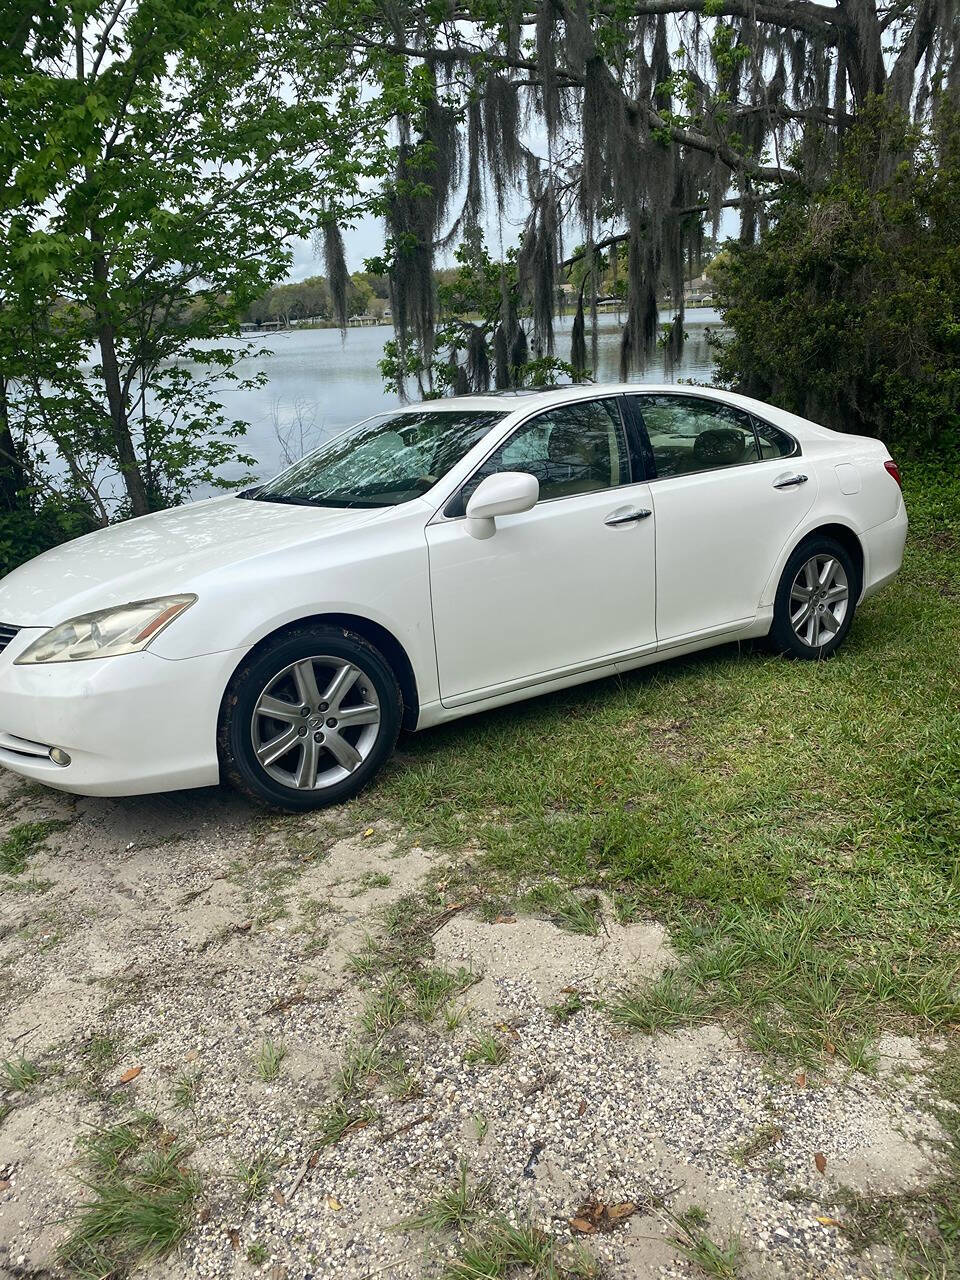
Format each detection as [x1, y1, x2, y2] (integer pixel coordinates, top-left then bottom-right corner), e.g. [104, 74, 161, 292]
[0, 374, 27, 513]
[89, 235, 150, 517]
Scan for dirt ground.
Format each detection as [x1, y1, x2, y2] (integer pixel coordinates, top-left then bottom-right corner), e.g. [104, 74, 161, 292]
[0, 768, 950, 1279]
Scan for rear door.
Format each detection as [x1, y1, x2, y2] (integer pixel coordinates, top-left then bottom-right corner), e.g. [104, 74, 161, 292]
[628, 394, 817, 641]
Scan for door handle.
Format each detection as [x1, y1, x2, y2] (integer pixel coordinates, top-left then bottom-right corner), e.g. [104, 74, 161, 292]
[773, 474, 808, 489]
[604, 507, 652, 526]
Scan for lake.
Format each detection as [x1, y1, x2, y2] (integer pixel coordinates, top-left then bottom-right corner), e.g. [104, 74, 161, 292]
[210, 307, 722, 486]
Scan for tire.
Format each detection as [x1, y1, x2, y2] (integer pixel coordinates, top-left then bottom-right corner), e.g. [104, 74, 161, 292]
[769, 535, 859, 659]
[218, 625, 402, 811]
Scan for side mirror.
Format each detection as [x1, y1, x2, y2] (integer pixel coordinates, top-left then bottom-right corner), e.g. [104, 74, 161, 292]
[465, 471, 539, 540]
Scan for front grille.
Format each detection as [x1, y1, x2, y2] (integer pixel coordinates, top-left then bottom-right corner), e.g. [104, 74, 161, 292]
[0, 624, 20, 656]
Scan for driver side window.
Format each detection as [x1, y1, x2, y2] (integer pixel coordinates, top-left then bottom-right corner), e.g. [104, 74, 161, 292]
[454, 398, 630, 514]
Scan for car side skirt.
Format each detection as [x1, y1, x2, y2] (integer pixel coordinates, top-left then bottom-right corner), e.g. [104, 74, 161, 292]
[415, 612, 772, 730]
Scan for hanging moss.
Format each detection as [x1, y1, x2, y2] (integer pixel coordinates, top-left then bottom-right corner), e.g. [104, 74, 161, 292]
[364, 0, 953, 392]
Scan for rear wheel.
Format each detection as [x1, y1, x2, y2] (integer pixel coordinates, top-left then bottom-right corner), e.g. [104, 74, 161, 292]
[770, 536, 858, 659]
[218, 625, 402, 811]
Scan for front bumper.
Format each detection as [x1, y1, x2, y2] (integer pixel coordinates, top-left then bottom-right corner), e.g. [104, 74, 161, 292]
[0, 630, 241, 796]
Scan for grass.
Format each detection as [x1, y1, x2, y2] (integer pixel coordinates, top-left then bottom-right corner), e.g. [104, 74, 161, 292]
[834, 1036, 960, 1277]
[402, 1161, 491, 1231]
[334, 1040, 384, 1095]
[256, 1037, 286, 1082]
[407, 965, 475, 1023]
[345, 466, 960, 1068]
[402, 1166, 595, 1276]
[519, 884, 602, 935]
[549, 991, 585, 1022]
[443, 1216, 598, 1279]
[313, 1099, 378, 1147]
[730, 1121, 783, 1167]
[171, 1069, 203, 1112]
[231, 1145, 284, 1205]
[1, 1055, 42, 1092]
[360, 980, 407, 1035]
[670, 1206, 743, 1278]
[0, 819, 64, 875]
[57, 1114, 202, 1277]
[464, 1032, 509, 1068]
[82, 1034, 121, 1075]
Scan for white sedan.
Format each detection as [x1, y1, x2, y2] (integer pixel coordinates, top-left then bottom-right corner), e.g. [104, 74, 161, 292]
[0, 385, 907, 811]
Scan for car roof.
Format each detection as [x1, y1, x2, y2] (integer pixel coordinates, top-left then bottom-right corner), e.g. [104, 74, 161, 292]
[385, 384, 829, 441]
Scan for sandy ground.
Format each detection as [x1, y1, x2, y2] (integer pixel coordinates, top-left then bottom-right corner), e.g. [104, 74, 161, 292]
[0, 768, 950, 1280]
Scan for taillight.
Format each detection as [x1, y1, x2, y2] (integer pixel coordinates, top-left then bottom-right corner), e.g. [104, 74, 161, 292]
[884, 460, 902, 489]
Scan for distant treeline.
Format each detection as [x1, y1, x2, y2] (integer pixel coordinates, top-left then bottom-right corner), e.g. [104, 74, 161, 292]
[241, 271, 390, 326]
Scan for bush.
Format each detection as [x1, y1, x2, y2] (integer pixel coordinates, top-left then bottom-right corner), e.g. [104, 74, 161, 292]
[0, 503, 96, 578]
[712, 103, 960, 457]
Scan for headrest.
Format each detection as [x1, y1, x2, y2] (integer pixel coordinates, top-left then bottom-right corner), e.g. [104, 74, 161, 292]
[692, 428, 746, 467]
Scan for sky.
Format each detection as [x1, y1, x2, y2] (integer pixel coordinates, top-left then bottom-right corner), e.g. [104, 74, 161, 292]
[285, 198, 532, 281]
[284, 188, 739, 283]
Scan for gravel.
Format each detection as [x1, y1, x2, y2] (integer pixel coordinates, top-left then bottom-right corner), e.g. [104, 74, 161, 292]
[0, 771, 947, 1279]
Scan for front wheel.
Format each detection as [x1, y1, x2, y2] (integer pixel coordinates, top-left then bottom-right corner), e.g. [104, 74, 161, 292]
[218, 625, 402, 811]
[770, 536, 859, 659]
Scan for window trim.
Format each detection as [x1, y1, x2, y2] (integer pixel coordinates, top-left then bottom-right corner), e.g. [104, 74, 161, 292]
[627, 392, 801, 482]
[441, 392, 639, 519]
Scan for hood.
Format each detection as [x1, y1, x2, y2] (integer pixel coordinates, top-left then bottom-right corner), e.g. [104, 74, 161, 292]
[0, 495, 388, 627]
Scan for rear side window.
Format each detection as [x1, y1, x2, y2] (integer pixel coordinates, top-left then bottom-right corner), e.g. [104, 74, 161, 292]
[753, 418, 798, 459]
[635, 395, 759, 479]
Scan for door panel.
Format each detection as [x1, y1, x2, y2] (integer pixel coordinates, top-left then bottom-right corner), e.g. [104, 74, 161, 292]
[427, 484, 657, 700]
[633, 394, 816, 640]
[428, 397, 656, 702]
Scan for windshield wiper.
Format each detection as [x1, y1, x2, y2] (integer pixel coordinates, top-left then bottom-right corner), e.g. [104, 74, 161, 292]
[250, 492, 333, 507]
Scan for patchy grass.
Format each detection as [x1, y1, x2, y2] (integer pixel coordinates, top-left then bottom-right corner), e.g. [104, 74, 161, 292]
[360, 980, 407, 1035]
[836, 1036, 960, 1277]
[255, 1037, 286, 1083]
[730, 1121, 784, 1168]
[403, 1169, 596, 1276]
[58, 1113, 202, 1277]
[402, 1161, 492, 1232]
[407, 965, 475, 1023]
[334, 1040, 384, 1096]
[464, 1032, 509, 1068]
[346, 467, 960, 1067]
[443, 1215, 598, 1279]
[0, 819, 64, 875]
[671, 1205, 743, 1278]
[313, 1099, 378, 1148]
[82, 1034, 122, 1075]
[171, 1069, 203, 1113]
[231, 1145, 284, 1205]
[519, 884, 602, 935]
[1, 1055, 42, 1092]
[549, 991, 586, 1022]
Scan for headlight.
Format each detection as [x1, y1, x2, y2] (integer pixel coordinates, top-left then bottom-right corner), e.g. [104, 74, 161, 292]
[15, 595, 197, 665]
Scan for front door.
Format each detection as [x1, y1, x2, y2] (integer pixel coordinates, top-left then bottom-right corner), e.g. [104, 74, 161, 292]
[427, 396, 657, 703]
[630, 394, 817, 641]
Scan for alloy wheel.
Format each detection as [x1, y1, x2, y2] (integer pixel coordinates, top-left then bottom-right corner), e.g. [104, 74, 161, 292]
[789, 554, 849, 648]
[251, 656, 381, 790]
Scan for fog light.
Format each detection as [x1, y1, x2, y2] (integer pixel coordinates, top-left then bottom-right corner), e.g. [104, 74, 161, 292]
[49, 747, 71, 767]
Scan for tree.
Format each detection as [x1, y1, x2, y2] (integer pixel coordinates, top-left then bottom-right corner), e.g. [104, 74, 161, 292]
[375, 231, 575, 397]
[1, 0, 389, 526]
[712, 104, 960, 454]
[312, 0, 958, 394]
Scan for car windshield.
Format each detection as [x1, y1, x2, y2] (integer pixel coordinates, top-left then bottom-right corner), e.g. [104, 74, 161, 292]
[249, 409, 506, 508]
